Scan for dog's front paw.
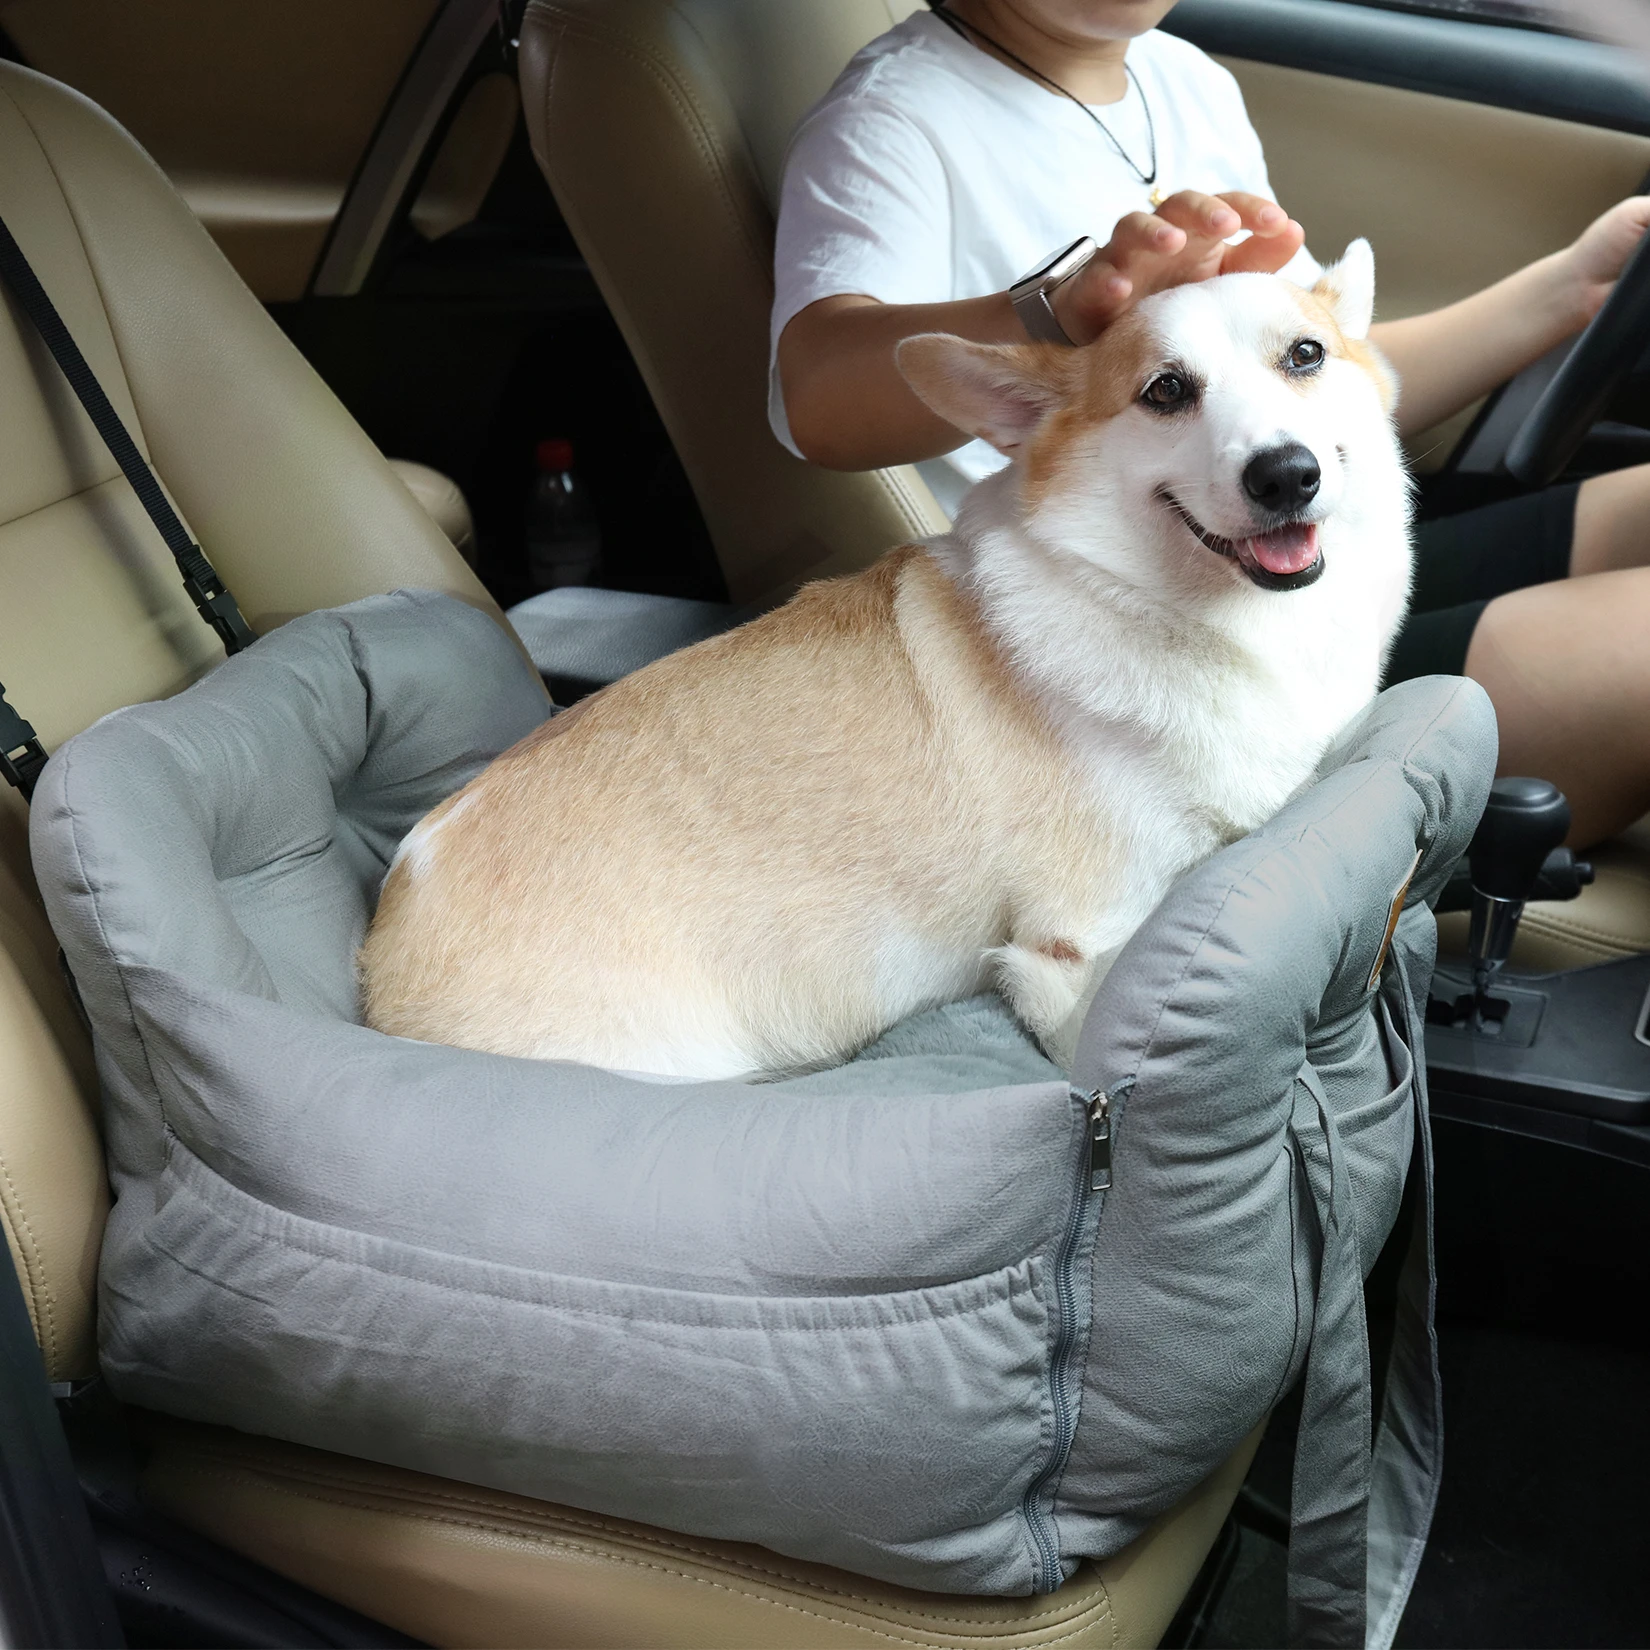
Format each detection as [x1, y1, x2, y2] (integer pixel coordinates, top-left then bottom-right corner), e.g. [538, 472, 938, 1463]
[993, 939, 1097, 1071]
[996, 937, 1124, 1071]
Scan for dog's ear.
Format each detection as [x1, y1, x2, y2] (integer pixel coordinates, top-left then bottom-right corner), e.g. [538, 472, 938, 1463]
[896, 335, 1075, 454]
[1312, 239, 1376, 340]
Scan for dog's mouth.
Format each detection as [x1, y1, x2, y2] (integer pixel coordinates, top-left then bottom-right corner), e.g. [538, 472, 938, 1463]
[1160, 492, 1324, 592]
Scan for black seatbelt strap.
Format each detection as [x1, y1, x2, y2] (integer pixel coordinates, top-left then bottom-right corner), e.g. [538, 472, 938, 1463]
[0, 211, 255, 655]
[0, 209, 257, 801]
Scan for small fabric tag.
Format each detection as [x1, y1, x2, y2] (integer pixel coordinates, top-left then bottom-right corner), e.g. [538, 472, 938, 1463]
[1368, 848, 1423, 992]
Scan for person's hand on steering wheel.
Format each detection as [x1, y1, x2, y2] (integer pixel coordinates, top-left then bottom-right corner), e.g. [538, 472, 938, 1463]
[1050, 190, 1306, 346]
[1559, 195, 1650, 328]
[1499, 193, 1650, 485]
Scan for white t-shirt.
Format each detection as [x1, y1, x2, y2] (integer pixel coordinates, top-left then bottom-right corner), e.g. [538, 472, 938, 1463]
[768, 8, 1319, 507]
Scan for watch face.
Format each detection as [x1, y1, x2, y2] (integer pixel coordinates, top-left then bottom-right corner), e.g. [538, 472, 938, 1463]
[1026, 248, 1072, 284]
[1015, 236, 1094, 293]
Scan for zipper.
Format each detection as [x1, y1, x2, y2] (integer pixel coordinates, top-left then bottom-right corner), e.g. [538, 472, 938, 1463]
[1089, 1088, 1112, 1192]
[1021, 1084, 1120, 1592]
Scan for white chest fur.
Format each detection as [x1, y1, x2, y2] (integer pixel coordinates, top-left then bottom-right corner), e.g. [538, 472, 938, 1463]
[927, 442, 1410, 1066]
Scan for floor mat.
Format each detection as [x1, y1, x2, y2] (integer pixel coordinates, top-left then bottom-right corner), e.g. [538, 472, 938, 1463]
[1396, 1325, 1650, 1649]
[1202, 1326, 1650, 1648]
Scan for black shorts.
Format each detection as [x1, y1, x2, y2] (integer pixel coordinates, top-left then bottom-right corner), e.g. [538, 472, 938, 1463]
[1381, 482, 1580, 685]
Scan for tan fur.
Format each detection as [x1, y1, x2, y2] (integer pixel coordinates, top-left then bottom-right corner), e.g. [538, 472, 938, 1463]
[1299, 279, 1399, 413]
[1023, 315, 1158, 506]
[360, 547, 1121, 1072]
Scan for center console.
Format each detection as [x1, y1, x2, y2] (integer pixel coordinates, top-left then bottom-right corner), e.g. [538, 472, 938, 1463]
[1426, 778, 1650, 1165]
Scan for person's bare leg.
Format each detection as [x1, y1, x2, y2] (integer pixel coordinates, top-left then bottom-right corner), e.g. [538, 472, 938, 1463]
[1570, 462, 1650, 575]
[1464, 566, 1650, 845]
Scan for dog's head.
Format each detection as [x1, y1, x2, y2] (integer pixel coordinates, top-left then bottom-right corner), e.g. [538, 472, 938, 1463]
[899, 241, 1406, 606]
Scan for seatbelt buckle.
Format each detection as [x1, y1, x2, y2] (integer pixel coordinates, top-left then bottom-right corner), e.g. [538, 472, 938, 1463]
[0, 684, 48, 800]
[177, 544, 257, 655]
[195, 587, 257, 655]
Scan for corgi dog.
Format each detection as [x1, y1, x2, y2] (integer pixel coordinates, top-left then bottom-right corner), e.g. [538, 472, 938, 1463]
[360, 241, 1412, 1078]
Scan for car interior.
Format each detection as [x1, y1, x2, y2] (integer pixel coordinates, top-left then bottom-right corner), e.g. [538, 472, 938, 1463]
[0, 0, 1647, 1645]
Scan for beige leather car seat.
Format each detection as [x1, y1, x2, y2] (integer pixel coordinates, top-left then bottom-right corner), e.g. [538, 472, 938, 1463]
[388, 456, 477, 566]
[0, 55, 1252, 1650]
[518, 0, 1650, 973]
[518, 0, 949, 607]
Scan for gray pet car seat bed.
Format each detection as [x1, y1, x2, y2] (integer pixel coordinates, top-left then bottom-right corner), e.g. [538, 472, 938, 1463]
[30, 591, 1496, 1648]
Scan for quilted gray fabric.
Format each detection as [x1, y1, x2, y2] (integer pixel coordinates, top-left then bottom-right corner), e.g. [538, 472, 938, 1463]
[30, 590, 1495, 1640]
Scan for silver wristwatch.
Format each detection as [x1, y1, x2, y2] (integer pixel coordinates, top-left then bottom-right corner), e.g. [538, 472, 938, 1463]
[1009, 236, 1098, 345]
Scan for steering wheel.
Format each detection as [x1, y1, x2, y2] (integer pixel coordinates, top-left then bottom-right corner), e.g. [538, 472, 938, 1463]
[1504, 224, 1650, 487]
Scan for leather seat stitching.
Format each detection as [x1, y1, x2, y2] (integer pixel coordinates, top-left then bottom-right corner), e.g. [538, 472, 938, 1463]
[168, 1453, 1108, 1624]
[0, 83, 165, 473]
[1512, 934, 1626, 961]
[163, 1463, 1114, 1645]
[1522, 910, 1650, 939]
[161, 1448, 1107, 1626]
[1565, 871, 1650, 892]
[1574, 852, 1650, 877]
[871, 468, 946, 544]
[0, 1151, 54, 1365]
[0, 464, 127, 535]
[530, 5, 772, 276]
[1517, 915, 1647, 949]
[1516, 920, 1628, 945]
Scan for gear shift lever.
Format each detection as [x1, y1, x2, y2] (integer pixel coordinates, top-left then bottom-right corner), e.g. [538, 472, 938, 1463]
[1467, 777, 1573, 1011]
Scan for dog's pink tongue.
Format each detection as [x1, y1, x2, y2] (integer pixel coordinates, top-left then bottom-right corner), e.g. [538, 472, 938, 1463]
[1241, 522, 1320, 577]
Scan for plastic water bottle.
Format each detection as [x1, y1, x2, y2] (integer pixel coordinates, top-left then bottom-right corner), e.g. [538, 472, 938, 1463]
[525, 437, 602, 590]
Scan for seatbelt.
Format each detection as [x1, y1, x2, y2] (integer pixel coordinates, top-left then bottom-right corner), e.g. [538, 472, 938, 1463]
[0, 209, 256, 801]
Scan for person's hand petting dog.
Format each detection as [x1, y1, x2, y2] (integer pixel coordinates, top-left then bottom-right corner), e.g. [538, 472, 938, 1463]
[1048, 190, 1306, 346]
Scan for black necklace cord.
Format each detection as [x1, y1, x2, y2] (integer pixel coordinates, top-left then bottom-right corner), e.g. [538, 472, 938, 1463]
[925, 1, 1157, 188]
[0, 211, 256, 661]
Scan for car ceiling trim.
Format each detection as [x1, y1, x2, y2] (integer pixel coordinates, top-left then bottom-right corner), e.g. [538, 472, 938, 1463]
[311, 0, 504, 298]
[1163, 0, 1650, 138]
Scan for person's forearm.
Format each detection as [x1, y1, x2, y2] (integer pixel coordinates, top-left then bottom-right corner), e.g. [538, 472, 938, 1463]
[778, 292, 1027, 469]
[1370, 252, 1589, 438]
[778, 194, 1302, 471]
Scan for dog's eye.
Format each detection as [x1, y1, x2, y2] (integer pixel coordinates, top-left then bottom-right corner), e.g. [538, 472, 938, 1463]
[1141, 372, 1192, 411]
[1287, 339, 1325, 372]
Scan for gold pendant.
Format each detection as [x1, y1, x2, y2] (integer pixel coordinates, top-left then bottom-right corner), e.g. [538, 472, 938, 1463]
[1149, 185, 1167, 208]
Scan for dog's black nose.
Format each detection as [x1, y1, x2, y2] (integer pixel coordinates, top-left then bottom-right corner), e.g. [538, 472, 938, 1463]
[1242, 442, 1321, 514]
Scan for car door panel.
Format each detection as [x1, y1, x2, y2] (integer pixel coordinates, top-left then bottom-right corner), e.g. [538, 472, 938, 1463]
[1224, 63, 1650, 323]
[1166, 0, 1650, 466]
[1168, 0, 1650, 130]
[0, 0, 444, 301]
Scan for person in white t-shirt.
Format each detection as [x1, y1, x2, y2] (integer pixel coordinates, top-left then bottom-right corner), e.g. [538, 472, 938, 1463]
[769, 0, 1650, 850]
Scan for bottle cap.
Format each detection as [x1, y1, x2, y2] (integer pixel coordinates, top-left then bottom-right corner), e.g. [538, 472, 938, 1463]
[534, 437, 575, 473]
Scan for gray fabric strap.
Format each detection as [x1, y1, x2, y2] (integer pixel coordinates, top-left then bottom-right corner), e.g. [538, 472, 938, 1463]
[1365, 971, 1444, 1650]
[1287, 1065, 1372, 1648]
[1285, 976, 1442, 1649]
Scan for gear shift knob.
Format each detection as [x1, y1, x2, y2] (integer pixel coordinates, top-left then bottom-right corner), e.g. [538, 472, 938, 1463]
[1467, 777, 1572, 991]
[1469, 777, 1571, 899]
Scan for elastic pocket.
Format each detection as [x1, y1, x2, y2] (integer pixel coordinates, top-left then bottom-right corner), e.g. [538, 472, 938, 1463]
[1334, 995, 1417, 1256]
[1337, 995, 1415, 1138]
[111, 1134, 1062, 1595]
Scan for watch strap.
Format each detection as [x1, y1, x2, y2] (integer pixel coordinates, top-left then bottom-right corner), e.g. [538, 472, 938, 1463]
[1014, 288, 1073, 345]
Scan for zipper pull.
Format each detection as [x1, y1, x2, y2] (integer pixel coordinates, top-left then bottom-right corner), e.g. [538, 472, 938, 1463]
[1087, 1089, 1112, 1192]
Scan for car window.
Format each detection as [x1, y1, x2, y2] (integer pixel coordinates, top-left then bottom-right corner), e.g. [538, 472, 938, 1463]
[1320, 0, 1564, 28]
